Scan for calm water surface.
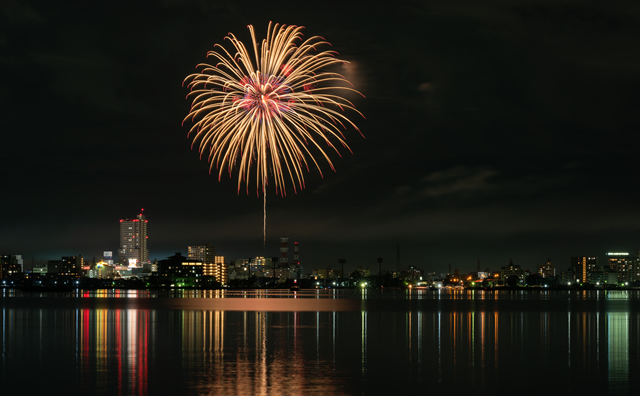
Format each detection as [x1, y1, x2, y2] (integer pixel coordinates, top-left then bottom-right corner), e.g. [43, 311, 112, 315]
[2, 288, 640, 395]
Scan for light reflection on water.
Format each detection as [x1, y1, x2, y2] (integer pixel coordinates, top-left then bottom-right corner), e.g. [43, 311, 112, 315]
[1, 289, 640, 395]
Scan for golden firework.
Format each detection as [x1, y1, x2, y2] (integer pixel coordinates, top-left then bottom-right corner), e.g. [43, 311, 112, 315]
[183, 22, 364, 197]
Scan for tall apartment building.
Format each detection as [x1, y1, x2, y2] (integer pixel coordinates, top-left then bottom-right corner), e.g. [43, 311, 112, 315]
[571, 256, 598, 284]
[212, 255, 227, 285]
[119, 209, 148, 267]
[605, 252, 627, 273]
[188, 243, 216, 263]
[606, 252, 639, 283]
[188, 243, 227, 285]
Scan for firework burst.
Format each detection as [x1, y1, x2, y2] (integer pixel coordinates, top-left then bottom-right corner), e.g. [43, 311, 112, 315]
[183, 22, 364, 197]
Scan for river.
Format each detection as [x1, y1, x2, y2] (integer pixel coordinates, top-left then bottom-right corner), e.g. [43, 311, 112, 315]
[2, 288, 639, 395]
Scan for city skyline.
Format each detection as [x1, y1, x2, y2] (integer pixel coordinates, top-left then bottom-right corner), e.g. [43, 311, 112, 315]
[2, 2, 639, 273]
[10, 206, 640, 276]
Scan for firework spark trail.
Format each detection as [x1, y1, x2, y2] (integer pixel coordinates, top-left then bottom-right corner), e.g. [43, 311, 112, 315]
[183, 22, 364, 247]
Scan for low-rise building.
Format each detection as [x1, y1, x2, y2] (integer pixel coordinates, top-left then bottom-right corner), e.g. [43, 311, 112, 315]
[559, 269, 576, 286]
[157, 252, 204, 287]
[500, 260, 526, 285]
[538, 259, 555, 278]
[587, 270, 617, 286]
[88, 261, 115, 279]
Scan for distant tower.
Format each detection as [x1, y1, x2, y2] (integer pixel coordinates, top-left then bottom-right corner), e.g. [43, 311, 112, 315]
[119, 209, 148, 267]
[279, 237, 289, 268]
[396, 244, 400, 272]
[339, 258, 346, 279]
[377, 257, 383, 288]
[293, 242, 300, 266]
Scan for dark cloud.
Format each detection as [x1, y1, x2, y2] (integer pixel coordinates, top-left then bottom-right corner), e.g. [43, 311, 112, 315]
[420, 166, 498, 197]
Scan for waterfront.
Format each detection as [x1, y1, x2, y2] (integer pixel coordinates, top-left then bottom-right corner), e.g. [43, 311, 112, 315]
[2, 289, 640, 395]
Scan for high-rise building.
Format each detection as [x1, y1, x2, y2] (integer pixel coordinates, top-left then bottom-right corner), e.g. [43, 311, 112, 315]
[606, 252, 639, 283]
[119, 209, 149, 267]
[212, 255, 227, 285]
[188, 243, 227, 285]
[606, 252, 627, 273]
[571, 256, 598, 283]
[188, 243, 216, 263]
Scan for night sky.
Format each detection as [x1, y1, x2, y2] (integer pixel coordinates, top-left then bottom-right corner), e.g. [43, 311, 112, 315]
[2, 1, 639, 274]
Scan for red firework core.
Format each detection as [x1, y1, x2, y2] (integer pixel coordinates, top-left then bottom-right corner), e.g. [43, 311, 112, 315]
[237, 74, 292, 118]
